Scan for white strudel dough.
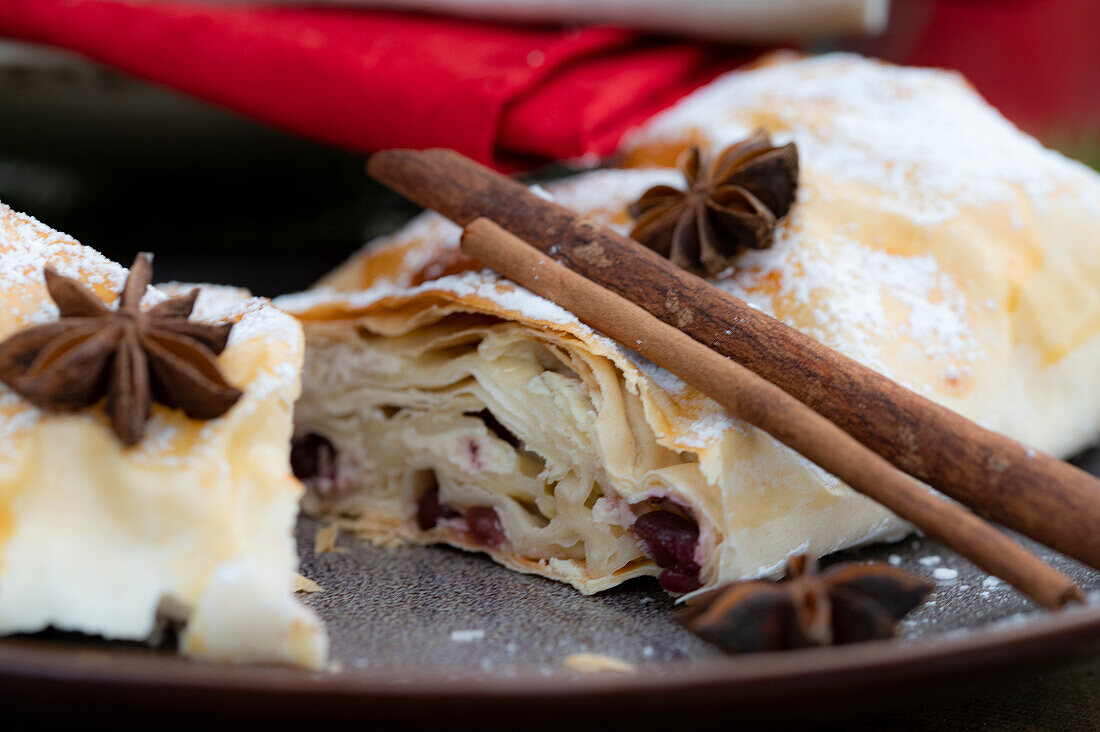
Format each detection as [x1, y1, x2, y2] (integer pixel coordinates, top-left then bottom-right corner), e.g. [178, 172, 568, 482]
[0, 205, 326, 667]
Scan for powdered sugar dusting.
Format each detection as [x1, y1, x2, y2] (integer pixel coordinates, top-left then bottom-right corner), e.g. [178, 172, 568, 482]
[713, 215, 978, 385]
[287, 161, 983, 448]
[626, 53, 1098, 226]
[328, 168, 684, 294]
[0, 203, 301, 462]
[543, 168, 681, 235]
[280, 269, 594, 336]
[396, 215, 462, 281]
[157, 282, 302, 357]
[623, 350, 689, 395]
[290, 54, 1100, 454]
[0, 203, 127, 326]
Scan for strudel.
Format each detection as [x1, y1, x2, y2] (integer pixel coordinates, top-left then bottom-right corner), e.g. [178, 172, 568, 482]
[281, 53, 1100, 595]
[0, 204, 326, 666]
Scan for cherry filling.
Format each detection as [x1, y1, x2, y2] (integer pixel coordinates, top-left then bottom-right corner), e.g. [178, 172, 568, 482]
[417, 482, 461, 530]
[466, 506, 506, 547]
[290, 432, 337, 487]
[415, 480, 506, 546]
[632, 510, 703, 593]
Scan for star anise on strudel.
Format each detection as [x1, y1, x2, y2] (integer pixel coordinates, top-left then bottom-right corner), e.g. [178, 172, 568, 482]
[628, 130, 798, 276]
[0, 253, 242, 446]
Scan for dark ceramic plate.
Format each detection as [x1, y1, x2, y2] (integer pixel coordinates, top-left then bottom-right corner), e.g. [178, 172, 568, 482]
[2, 448, 1099, 725]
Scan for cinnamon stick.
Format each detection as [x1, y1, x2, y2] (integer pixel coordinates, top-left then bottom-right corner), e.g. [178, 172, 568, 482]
[368, 148, 1100, 571]
[461, 218, 1084, 609]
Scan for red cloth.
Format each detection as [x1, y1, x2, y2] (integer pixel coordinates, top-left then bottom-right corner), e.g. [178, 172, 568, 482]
[0, 0, 742, 169]
[0, 1, 1092, 169]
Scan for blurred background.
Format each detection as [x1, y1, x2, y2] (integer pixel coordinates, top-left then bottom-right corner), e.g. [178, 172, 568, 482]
[0, 0, 1096, 296]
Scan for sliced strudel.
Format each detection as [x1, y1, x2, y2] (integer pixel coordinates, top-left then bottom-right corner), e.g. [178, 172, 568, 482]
[0, 204, 326, 667]
[281, 53, 1100, 595]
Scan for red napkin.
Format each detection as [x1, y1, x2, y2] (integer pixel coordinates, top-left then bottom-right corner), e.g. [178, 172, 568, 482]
[0, 0, 743, 169]
[2, 1, 1091, 170]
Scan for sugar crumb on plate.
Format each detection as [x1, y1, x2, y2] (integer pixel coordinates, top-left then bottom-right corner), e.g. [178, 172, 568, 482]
[563, 653, 637, 674]
[314, 523, 349, 555]
[293, 573, 324, 594]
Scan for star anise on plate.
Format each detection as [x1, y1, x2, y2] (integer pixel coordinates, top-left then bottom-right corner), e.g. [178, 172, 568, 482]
[680, 554, 935, 654]
[0, 253, 242, 446]
[628, 130, 798, 276]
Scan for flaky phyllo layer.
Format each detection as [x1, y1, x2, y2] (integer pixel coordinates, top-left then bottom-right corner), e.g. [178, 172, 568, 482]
[291, 285, 909, 594]
[296, 312, 678, 591]
[282, 54, 1100, 595]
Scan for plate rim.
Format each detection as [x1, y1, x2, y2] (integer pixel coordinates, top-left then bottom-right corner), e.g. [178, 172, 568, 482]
[2, 600, 1099, 713]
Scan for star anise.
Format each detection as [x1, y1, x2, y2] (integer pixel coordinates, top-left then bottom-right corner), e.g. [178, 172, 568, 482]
[628, 130, 798, 276]
[680, 554, 934, 653]
[0, 253, 242, 446]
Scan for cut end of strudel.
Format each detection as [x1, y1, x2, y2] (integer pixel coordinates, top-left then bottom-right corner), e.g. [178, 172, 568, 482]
[281, 53, 1100, 596]
[0, 205, 326, 667]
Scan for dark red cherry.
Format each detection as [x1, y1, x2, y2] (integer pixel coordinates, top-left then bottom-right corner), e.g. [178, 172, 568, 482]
[417, 481, 460, 530]
[467, 506, 506, 546]
[633, 509, 702, 593]
[290, 432, 337, 483]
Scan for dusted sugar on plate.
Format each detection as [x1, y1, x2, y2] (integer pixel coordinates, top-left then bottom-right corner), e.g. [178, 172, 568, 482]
[280, 53, 1100, 596]
[0, 203, 326, 667]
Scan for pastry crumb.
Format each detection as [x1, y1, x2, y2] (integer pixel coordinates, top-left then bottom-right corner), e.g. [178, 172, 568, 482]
[314, 523, 349, 555]
[563, 653, 636, 674]
[367, 531, 407, 550]
[293, 573, 323, 594]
